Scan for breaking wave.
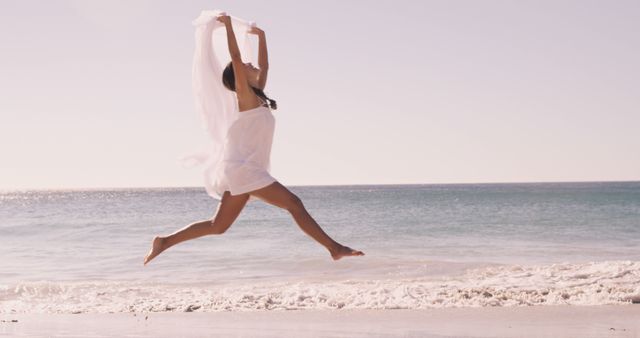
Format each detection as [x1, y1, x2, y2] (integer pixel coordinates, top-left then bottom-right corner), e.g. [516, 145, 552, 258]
[1, 260, 638, 313]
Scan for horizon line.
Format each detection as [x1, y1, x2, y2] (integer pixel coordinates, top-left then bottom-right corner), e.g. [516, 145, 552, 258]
[1, 179, 639, 192]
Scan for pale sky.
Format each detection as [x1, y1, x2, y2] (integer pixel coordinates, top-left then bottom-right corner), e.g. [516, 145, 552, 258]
[1, 0, 639, 190]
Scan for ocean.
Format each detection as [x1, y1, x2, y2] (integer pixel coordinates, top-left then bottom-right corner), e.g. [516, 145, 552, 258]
[1, 182, 639, 313]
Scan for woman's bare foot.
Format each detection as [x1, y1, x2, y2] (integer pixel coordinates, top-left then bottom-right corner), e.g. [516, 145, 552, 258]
[330, 245, 365, 261]
[143, 236, 166, 265]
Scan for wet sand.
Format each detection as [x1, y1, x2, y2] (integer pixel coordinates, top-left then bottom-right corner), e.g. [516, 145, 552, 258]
[1, 305, 639, 337]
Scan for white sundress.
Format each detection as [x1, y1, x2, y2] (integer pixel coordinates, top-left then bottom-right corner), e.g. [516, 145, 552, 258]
[218, 100, 277, 197]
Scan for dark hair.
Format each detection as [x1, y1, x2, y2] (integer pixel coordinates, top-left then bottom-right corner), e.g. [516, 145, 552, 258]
[222, 61, 277, 110]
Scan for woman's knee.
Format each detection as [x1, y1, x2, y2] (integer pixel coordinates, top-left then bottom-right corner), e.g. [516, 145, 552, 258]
[209, 219, 230, 235]
[285, 193, 305, 214]
[208, 192, 248, 235]
[251, 182, 305, 213]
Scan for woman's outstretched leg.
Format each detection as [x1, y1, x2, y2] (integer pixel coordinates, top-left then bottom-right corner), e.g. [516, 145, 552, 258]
[143, 191, 250, 265]
[250, 181, 364, 260]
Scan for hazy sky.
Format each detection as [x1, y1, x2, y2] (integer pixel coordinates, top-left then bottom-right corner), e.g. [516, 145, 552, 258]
[1, 0, 639, 190]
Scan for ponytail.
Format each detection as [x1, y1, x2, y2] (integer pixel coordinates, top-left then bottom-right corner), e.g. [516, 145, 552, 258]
[222, 61, 278, 110]
[251, 86, 277, 110]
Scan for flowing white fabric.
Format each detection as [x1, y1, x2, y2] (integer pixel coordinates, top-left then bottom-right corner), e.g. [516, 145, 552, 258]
[179, 10, 275, 202]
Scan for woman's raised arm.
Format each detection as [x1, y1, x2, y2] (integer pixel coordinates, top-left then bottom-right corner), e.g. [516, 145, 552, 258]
[249, 26, 269, 90]
[217, 15, 251, 95]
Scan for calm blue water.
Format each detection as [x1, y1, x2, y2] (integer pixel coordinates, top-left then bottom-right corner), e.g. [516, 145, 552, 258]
[1, 182, 639, 312]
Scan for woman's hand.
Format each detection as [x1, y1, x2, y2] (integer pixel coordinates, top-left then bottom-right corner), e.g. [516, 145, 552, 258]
[216, 14, 231, 25]
[248, 26, 264, 36]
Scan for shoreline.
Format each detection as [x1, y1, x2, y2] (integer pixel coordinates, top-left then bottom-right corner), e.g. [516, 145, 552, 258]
[2, 305, 639, 338]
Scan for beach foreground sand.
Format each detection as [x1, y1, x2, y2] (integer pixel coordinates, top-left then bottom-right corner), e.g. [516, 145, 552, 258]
[1, 305, 638, 338]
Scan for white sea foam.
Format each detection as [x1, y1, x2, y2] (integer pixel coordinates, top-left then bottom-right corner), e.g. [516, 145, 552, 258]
[1, 260, 638, 313]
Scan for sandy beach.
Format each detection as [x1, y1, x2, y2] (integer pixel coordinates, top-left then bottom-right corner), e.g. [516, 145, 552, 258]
[1, 305, 639, 338]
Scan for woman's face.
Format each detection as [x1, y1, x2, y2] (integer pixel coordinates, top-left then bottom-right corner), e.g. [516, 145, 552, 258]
[243, 62, 260, 87]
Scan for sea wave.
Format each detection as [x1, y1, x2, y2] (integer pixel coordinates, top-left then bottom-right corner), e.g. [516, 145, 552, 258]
[1, 260, 638, 313]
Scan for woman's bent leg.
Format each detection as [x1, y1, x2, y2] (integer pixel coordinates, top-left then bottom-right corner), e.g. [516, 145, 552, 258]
[250, 181, 364, 260]
[143, 191, 250, 265]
